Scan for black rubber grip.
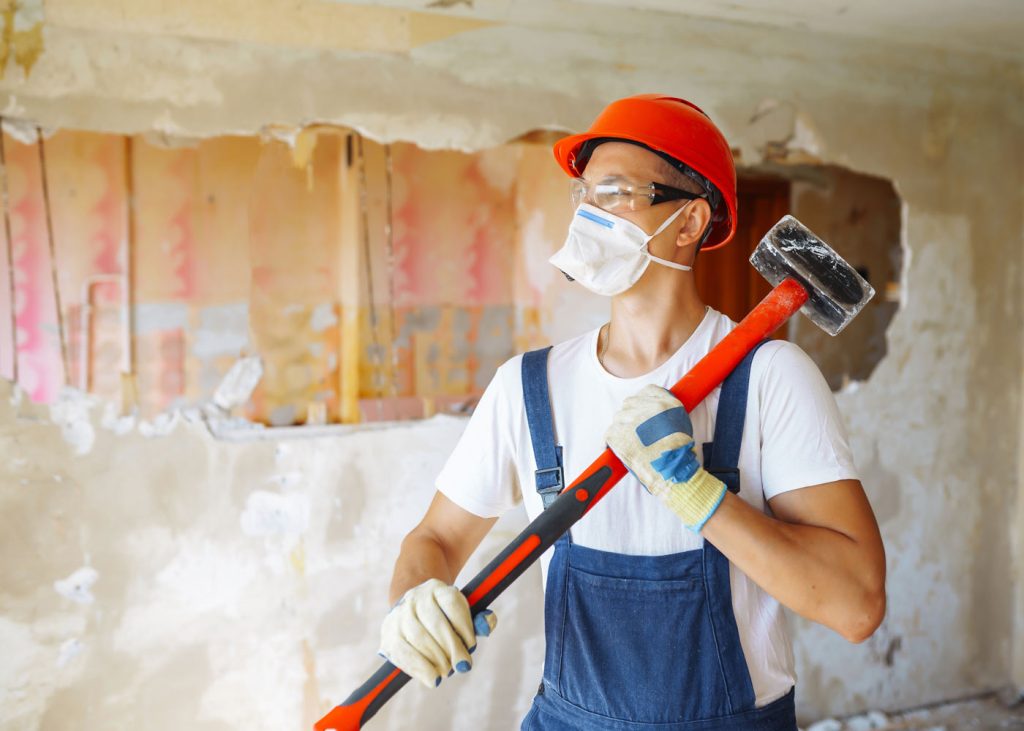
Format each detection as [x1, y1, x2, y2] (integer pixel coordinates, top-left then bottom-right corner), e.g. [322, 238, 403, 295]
[462, 467, 613, 611]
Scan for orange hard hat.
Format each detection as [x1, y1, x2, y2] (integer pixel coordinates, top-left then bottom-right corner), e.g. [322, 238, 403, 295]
[553, 95, 737, 250]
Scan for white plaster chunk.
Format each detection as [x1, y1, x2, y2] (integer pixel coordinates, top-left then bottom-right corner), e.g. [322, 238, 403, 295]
[0, 116, 40, 144]
[56, 638, 84, 668]
[54, 566, 99, 605]
[137, 409, 182, 438]
[101, 401, 136, 435]
[844, 710, 889, 730]
[211, 356, 264, 411]
[49, 387, 98, 455]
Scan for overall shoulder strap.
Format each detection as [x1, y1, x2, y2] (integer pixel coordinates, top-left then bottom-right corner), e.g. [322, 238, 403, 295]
[521, 347, 564, 509]
[699, 341, 770, 716]
[702, 339, 771, 494]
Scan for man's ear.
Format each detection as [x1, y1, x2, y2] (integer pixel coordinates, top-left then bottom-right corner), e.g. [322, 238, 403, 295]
[676, 199, 712, 248]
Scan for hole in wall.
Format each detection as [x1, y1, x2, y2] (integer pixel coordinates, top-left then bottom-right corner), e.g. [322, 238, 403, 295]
[0, 127, 901, 432]
[0, 127, 577, 427]
[700, 164, 902, 391]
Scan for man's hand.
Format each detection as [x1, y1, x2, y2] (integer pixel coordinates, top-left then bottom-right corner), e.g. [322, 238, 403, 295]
[605, 384, 726, 532]
[379, 578, 498, 689]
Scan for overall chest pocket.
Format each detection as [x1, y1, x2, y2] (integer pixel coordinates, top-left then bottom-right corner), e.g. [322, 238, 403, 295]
[557, 566, 732, 723]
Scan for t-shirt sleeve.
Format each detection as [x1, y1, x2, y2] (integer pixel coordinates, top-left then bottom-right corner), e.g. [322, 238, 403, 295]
[435, 361, 522, 518]
[757, 342, 860, 500]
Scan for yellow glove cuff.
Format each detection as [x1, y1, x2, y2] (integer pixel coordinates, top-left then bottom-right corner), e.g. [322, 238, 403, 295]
[649, 468, 727, 532]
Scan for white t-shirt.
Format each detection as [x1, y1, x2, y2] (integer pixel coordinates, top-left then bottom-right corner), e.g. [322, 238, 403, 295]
[435, 307, 859, 707]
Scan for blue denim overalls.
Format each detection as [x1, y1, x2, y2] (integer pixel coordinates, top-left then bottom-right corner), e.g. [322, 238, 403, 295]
[519, 342, 797, 730]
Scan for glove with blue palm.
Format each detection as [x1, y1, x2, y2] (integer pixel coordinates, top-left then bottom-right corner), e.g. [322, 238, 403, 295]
[605, 384, 726, 532]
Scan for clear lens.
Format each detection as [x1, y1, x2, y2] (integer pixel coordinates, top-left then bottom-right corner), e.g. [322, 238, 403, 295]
[570, 176, 656, 213]
[569, 177, 587, 209]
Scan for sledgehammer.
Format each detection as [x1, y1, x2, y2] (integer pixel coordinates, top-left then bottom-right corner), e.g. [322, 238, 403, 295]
[315, 215, 874, 731]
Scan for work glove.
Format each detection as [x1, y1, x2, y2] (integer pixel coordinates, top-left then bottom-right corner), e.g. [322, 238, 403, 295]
[378, 578, 498, 689]
[605, 384, 727, 532]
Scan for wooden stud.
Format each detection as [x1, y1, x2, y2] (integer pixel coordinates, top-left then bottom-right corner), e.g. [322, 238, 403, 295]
[337, 132, 362, 423]
[121, 135, 139, 413]
[0, 121, 17, 384]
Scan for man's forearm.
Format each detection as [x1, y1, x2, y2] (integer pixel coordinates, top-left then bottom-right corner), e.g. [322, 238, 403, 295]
[388, 530, 457, 605]
[701, 491, 886, 643]
[387, 493, 499, 605]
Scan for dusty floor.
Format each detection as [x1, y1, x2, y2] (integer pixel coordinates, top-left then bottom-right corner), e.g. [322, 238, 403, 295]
[808, 694, 1024, 730]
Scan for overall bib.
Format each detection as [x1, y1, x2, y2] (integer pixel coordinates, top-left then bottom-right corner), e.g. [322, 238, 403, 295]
[519, 343, 797, 730]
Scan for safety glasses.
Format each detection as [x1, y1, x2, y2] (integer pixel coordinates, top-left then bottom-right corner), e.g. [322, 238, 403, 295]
[570, 175, 707, 214]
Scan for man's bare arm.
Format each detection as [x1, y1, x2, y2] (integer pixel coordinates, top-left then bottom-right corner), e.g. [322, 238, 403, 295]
[701, 479, 886, 643]
[389, 491, 498, 605]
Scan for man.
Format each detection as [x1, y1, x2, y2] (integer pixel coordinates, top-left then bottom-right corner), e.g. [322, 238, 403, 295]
[379, 95, 886, 730]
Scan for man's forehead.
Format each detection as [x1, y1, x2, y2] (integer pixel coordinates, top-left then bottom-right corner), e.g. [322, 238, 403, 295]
[584, 141, 670, 178]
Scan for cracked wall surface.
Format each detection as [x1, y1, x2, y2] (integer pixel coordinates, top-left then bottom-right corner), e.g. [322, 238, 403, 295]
[0, 382, 545, 730]
[0, 1, 1022, 727]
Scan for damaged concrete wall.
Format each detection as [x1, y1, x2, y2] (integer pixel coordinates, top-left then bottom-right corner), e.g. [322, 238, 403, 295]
[0, 381, 545, 730]
[0, 0, 1022, 727]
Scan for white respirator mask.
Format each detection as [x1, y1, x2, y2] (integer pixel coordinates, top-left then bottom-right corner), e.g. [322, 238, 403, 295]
[548, 202, 692, 297]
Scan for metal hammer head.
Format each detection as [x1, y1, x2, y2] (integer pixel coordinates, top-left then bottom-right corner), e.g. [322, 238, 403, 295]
[750, 215, 875, 336]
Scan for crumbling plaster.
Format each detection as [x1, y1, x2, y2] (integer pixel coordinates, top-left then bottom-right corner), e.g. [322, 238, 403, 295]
[0, 384, 546, 730]
[0, 0, 1022, 727]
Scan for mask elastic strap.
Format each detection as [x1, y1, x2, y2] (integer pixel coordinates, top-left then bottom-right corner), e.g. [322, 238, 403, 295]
[649, 201, 688, 239]
[647, 253, 692, 272]
[644, 201, 694, 272]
